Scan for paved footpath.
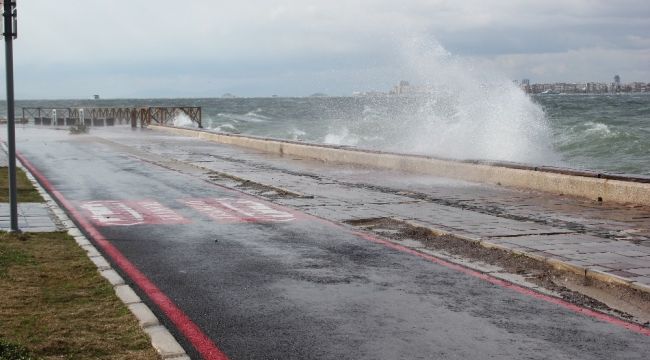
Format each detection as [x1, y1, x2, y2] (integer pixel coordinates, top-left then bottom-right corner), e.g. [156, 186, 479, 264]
[0, 147, 58, 232]
[114, 127, 650, 290]
[11, 127, 650, 359]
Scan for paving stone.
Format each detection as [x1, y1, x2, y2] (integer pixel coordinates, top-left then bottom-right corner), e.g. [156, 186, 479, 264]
[614, 250, 650, 257]
[0, 203, 57, 232]
[22, 226, 57, 233]
[573, 253, 635, 263]
[606, 269, 642, 278]
[561, 259, 593, 268]
[632, 276, 650, 286]
[543, 248, 581, 256]
[627, 268, 650, 276]
[602, 261, 650, 270]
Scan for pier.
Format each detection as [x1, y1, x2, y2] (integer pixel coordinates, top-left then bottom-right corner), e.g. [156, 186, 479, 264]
[21, 106, 202, 128]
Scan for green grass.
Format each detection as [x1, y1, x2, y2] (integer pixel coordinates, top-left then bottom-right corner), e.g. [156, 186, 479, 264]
[0, 232, 159, 360]
[0, 167, 44, 203]
[0, 244, 33, 277]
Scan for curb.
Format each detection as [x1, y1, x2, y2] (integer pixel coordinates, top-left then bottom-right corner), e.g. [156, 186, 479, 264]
[16, 156, 191, 360]
[399, 218, 650, 297]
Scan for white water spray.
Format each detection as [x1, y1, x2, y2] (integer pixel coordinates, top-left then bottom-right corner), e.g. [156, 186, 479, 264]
[172, 112, 196, 127]
[328, 38, 559, 165]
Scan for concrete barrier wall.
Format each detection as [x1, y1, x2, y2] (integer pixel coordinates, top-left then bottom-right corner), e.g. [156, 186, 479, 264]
[150, 125, 650, 206]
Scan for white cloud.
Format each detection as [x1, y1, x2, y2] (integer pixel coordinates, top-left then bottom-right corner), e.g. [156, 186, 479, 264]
[474, 47, 650, 82]
[4, 0, 650, 97]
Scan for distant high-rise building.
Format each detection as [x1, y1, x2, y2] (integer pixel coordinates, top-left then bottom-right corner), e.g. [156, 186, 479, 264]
[521, 79, 530, 86]
[613, 75, 621, 92]
[390, 80, 412, 95]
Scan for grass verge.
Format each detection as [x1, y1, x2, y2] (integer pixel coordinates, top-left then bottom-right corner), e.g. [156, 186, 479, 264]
[0, 167, 44, 203]
[0, 231, 159, 360]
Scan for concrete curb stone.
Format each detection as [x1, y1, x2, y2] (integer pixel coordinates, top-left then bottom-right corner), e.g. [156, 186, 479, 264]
[89, 255, 111, 271]
[144, 325, 188, 359]
[630, 281, 650, 293]
[81, 244, 101, 257]
[100, 269, 125, 286]
[128, 302, 160, 328]
[115, 284, 142, 305]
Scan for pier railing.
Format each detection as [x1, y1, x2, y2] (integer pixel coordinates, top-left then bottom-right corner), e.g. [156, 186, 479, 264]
[21, 106, 202, 128]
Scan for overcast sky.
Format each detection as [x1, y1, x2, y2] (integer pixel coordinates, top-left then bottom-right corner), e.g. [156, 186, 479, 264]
[5, 0, 650, 98]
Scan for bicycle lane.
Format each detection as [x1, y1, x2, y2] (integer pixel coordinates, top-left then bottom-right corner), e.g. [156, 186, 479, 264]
[14, 130, 650, 360]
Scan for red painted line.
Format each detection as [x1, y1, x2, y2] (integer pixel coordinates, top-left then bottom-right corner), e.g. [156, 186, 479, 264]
[353, 231, 650, 336]
[17, 152, 230, 360]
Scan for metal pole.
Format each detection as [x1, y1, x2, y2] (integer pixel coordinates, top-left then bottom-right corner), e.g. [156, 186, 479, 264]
[3, 0, 18, 232]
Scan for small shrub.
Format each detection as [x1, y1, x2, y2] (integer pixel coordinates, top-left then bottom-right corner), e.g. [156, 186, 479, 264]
[0, 339, 36, 360]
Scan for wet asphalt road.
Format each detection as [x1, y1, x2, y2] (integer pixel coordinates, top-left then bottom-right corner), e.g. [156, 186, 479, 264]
[15, 128, 650, 359]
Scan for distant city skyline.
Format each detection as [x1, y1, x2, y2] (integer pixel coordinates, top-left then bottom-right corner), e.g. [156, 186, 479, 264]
[4, 1, 650, 99]
[518, 78, 648, 94]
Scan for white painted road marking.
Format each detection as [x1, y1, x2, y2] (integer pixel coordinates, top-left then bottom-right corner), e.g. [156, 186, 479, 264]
[182, 197, 296, 223]
[79, 200, 190, 226]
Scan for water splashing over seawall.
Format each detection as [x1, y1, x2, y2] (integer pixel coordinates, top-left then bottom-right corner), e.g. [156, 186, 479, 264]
[324, 38, 559, 165]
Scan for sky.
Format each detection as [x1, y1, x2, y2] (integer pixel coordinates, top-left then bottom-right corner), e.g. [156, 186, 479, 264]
[4, 0, 650, 98]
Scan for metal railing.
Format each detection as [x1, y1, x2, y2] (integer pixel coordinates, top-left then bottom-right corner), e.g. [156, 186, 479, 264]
[21, 106, 202, 128]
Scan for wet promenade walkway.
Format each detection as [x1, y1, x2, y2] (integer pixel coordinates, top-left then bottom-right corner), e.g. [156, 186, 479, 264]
[11, 127, 650, 359]
[111, 127, 650, 291]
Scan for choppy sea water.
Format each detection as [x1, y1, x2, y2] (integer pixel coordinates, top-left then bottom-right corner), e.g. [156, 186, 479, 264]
[5, 93, 650, 176]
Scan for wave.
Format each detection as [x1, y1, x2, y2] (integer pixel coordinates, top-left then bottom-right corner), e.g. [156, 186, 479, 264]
[583, 122, 614, 138]
[213, 123, 238, 133]
[323, 127, 359, 146]
[172, 112, 196, 127]
[217, 111, 269, 123]
[288, 128, 306, 141]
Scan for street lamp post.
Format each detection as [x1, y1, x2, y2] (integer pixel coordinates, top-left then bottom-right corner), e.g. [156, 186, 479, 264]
[3, 1, 18, 232]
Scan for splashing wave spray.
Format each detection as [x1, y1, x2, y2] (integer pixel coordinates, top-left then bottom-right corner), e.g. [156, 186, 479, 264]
[172, 112, 196, 127]
[327, 39, 559, 165]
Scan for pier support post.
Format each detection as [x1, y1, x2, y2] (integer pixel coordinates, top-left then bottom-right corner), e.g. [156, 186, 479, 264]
[131, 110, 137, 128]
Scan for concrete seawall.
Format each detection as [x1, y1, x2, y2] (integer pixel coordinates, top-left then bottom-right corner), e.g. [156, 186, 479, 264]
[149, 125, 650, 206]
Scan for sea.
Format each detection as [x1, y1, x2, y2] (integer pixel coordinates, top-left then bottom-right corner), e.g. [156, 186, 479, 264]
[4, 93, 650, 176]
